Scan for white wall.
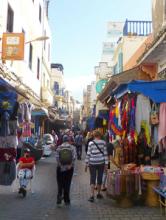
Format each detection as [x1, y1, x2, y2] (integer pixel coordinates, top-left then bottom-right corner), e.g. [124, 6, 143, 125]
[0, 0, 52, 100]
[123, 36, 147, 65]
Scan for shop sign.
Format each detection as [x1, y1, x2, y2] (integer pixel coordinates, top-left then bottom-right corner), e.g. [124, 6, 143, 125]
[2, 33, 25, 60]
[96, 79, 108, 94]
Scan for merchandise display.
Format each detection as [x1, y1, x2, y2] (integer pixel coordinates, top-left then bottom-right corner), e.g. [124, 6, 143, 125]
[106, 81, 166, 208]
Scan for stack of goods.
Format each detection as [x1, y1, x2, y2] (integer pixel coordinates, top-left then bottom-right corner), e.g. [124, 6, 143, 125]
[0, 90, 19, 185]
[107, 169, 140, 198]
[140, 165, 164, 179]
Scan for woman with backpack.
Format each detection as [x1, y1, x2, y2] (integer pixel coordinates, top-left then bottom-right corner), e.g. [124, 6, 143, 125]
[55, 135, 76, 206]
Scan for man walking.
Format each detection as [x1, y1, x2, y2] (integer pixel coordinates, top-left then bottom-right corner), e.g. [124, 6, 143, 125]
[55, 135, 76, 206]
[75, 131, 83, 160]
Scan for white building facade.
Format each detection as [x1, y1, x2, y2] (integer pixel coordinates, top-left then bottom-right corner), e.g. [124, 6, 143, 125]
[0, 0, 53, 105]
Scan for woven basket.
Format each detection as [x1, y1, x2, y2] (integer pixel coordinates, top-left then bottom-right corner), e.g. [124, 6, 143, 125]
[141, 172, 160, 181]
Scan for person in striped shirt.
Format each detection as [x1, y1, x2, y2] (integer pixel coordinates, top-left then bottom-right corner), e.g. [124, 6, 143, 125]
[85, 130, 108, 202]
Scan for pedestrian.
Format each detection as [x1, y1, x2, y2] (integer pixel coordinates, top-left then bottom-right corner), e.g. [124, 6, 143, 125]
[85, 131, 94, 153]
[75, 131, 83, 160]
[55, 135, 76, 206]
[85, 130, 108, 202]
[17, 148, 35, 197]
[51, 130, 58, 146]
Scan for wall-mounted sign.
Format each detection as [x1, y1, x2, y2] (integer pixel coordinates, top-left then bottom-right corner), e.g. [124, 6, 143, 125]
[96, 79, 108, 94]
[2, 33, 25, 60]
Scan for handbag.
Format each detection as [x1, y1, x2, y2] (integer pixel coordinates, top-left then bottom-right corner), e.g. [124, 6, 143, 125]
[150, 103, 159, 125]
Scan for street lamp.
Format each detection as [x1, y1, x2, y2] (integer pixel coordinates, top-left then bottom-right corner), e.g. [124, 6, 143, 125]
[25, 36, 49, 44]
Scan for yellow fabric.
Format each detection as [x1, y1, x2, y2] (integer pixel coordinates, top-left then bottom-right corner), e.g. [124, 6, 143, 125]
[141, 120, 150, 145]
[115, 103, 119, 118]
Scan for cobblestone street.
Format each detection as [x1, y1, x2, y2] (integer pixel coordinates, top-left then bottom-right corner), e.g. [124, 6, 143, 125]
[0, 154, 165, 220]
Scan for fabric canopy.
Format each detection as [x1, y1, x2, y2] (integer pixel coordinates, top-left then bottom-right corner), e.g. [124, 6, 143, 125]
[32, 108, 48, 116]
[111, 80, 166, 103]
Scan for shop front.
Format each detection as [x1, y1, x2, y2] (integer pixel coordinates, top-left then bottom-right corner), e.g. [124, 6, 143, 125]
[106, 80, 166, 212]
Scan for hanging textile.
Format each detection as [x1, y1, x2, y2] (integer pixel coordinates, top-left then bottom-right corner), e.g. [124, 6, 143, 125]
[135, 94, 151, 137]
[158, 103, 166, 143]
[0, 87, 18, 185]
[109, 106, 123, 137]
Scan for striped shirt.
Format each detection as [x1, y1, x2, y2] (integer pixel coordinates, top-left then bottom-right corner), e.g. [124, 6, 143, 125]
[85, 139, 108, 165]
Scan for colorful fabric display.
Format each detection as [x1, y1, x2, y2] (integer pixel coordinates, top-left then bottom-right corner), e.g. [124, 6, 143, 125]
[141, 121, 151, 146]
[109, 107, 123, 137]
[107, 170, 139, 197]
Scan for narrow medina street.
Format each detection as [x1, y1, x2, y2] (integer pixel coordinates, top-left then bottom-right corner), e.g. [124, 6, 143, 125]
[0, 152, 165, 220]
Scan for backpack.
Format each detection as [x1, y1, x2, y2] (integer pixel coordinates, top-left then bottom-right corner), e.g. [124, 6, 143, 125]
[59, 147, 73, 165]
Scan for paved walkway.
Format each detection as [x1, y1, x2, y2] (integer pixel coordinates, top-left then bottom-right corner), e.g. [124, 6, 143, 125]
[0, 154, 165, 220]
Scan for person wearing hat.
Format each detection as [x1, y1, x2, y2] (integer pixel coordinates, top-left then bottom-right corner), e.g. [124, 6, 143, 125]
[55, 135, 76, 206]
[17, 148, 35, 197]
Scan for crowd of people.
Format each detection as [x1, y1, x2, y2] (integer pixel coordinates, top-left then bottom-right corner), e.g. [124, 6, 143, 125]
[17, 128, 119, 206]
[53, 128, 119, 206]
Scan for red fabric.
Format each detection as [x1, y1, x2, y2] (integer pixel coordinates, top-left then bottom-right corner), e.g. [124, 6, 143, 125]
[19, 157, 34, 169]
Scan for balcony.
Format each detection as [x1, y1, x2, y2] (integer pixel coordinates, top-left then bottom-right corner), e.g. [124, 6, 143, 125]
[41, 86, 54, 106]
[123, 20, 152, 36]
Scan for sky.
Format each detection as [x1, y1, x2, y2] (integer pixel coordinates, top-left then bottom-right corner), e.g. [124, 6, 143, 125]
[48, 0, 152, 102]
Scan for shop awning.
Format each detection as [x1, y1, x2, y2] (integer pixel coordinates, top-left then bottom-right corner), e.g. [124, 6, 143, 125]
[32, 107, 48, 116]
[111, 80, 166, 103]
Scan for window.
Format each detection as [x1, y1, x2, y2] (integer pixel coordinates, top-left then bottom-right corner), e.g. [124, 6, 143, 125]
[37, 58, 40, 79]
[6, 4, 14, 32]
[54, 82, 59, 95]
[29, 43, 33, 70]
[39, 4, 42, 22]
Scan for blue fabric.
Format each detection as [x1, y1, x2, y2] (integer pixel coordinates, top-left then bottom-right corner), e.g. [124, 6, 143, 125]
[98, 111, 109, 121]
[111, 80, 166, 103]
[0, 78, 17, 115]
[87, 117, 95, 130]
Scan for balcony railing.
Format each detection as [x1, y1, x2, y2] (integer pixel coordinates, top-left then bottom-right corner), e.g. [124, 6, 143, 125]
[123, 20, 152, 36]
